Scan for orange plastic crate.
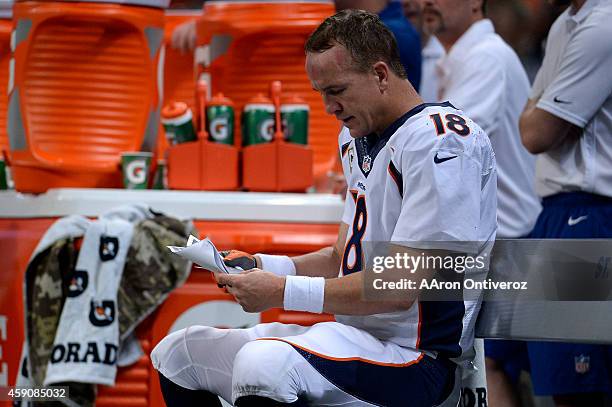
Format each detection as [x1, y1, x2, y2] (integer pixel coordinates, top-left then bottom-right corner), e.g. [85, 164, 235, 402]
[167, 139, 239, 191]
[243, 140, 313, 192]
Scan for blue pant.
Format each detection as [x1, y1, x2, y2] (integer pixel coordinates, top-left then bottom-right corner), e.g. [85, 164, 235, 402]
[526, 192, 612, 395]
[485, 192, 612, 395]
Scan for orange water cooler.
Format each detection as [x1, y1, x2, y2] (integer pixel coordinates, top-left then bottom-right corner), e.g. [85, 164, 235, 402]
[7, 1, 166, 193]
[195, 1, 339, 182]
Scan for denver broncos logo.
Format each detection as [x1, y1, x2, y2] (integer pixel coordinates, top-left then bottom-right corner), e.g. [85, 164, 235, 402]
[99, 236, 119, 262]
[67, 269, 88, 298]
[89, 300, 116, 327]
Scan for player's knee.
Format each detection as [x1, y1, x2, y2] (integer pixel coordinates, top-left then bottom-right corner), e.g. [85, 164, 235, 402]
[232, 340, 302, 403]
[151, 326, 221, 390]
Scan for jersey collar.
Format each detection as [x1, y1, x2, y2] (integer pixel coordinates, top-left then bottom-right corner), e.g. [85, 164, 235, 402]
[354, 102, 455, 177]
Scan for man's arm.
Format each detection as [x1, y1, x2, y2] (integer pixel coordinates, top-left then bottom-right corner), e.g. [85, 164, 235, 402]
[520, 98, 582, 154]
[322, 244, 447, 315]
[289, 222, 348, 278]
[218, 227, 421, 314]
[323, 272, 411, 315]
[223, 223, 347, 278]
[520, 19, 612, 154]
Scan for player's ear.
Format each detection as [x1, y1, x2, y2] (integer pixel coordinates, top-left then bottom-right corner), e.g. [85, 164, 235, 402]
[372, 61, 390, 92]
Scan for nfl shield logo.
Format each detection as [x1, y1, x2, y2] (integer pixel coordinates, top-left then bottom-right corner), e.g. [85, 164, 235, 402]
[575, 354, 590, 374]
[362, 155, 372, 173]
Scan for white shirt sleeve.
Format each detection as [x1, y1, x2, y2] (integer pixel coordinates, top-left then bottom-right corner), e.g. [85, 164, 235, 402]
[537, 19, 612, 127]
[440, 53, 504, 138]
[391, 133, 483, 251]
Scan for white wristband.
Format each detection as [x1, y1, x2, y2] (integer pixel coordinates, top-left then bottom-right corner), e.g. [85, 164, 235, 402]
[256, 254, 296, 276]
[283, 275, 325, 314]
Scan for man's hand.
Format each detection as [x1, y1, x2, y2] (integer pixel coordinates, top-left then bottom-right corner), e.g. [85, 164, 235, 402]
[220, 250, 259, 270]
[170, 20, 196, 53]
[216, 270, 285, 313]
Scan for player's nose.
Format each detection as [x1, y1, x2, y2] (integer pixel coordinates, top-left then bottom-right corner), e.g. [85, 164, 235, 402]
[324, 96, 341, 116]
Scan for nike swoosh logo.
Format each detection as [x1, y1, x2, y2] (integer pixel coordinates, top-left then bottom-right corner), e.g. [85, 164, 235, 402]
[568, 215, 588, 226]
[434, 153, 458, 164]
[554, 96, 572, 104]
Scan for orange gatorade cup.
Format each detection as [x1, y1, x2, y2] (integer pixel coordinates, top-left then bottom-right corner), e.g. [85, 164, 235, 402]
[162, 101, 197, 145]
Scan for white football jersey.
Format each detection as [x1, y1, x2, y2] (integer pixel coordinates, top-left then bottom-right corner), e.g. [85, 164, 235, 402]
[335, 102, 497, 361]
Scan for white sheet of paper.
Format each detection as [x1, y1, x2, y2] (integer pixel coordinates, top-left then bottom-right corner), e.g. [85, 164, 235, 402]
[167, 235, 242, 274]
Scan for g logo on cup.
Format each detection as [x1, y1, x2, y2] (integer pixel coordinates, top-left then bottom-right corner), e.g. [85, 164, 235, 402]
[126, 159, 147, 185]
[260, 119, 275, 142]
[210, 117, 229, 141]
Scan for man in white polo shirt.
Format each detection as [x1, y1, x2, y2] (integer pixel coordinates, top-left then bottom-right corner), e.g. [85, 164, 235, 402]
[423, 0, 541, 240]
[422, 0, 542, 405]
[520, 0, 612, 405]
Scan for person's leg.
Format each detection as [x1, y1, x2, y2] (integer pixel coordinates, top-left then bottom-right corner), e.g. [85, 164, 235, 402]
[158, 371, 222, 407]
[526, 194, 612, 406]
[484, 340, 528, 407]
[151, 325, 252, 403]
[485, 357, 522, 407]
[151, 323, 311, 404]
[231, 334, 455, 406]
[528, 341, 611, 407]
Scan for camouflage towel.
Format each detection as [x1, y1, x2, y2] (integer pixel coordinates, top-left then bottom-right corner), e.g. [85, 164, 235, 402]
[17, 210, 194, 407]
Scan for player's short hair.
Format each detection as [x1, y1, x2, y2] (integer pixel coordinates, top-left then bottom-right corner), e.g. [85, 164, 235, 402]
[482, 0, 487, 14]
[304, 9, 407, 79]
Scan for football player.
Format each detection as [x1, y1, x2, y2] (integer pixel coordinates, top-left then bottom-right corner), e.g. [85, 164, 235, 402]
[152, 9, 497, 406]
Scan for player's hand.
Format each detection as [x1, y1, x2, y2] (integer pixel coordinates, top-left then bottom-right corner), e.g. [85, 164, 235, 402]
[216, 270, 285, 313]
[220, 250, 259, 270]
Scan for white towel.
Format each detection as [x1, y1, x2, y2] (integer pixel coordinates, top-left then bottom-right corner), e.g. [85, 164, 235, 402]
[16, 215, 92, 394]
[44, 218, 134, 386]
[41, 205, 153, 386]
